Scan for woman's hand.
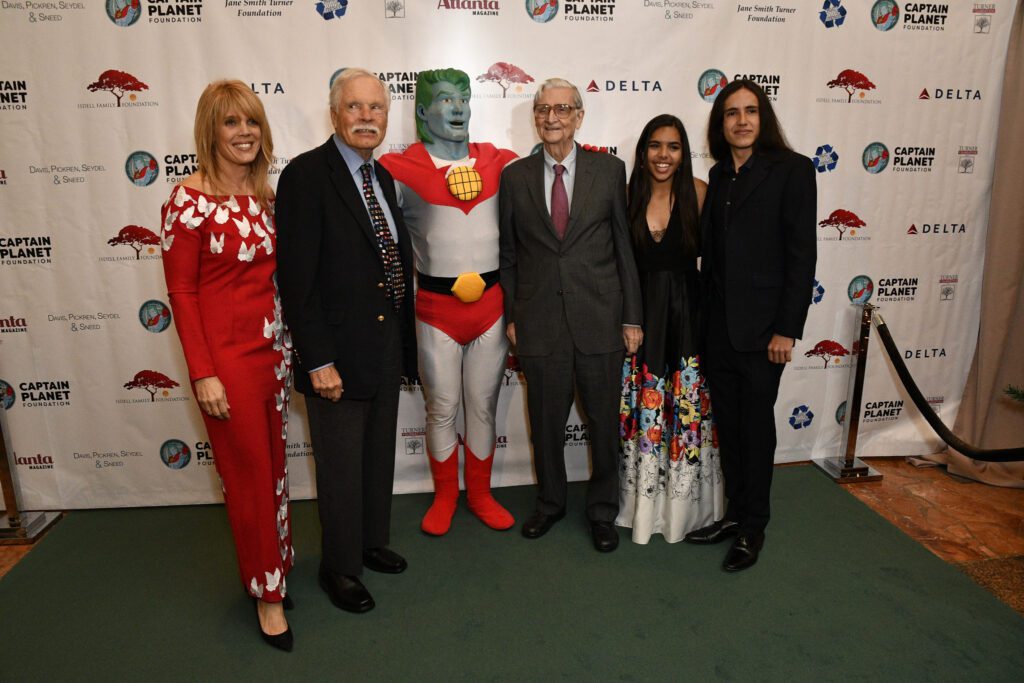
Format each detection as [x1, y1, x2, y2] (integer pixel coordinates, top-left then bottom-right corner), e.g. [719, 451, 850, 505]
[195, 376, 231, 419]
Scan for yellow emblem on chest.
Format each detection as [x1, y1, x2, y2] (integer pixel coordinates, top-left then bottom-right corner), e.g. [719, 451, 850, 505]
[446, 165, 483, 201]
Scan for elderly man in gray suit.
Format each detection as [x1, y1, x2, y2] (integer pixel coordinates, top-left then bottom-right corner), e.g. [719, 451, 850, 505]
[498, 77, 642, 552]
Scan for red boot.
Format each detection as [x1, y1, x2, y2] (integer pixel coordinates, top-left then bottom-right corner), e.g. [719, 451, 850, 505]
[421, 446, 459, 536]
[464, 446, 514, 530]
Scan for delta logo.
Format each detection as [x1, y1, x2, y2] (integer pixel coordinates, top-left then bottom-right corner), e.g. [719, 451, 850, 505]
[250, 82, 286, 95]
[788, 404, 814, 430]
[938, 274, 957, 301]
[15, 453, 55, 470]
[818, 209, 867, 241]
[437, 0, 499, 17]
[18, 380, 72, 408]
[818, 0, 846, 28]
[821, 69, 879, 104]
[973, 4, 995, 34]
[0, 235, 53, 265]
[906, 222, 966, 237]
[0, 79, 28, 112]
[527, 0, 558, 23]
[146, 0, 204, 24]
[159, 439, 191, 469]
[0, 379, 14, 410]
[104, 225, 161, 261]
[697, 69, 728, 103]
[125, 151, 159, 187]
[586, 78, 663, 93]
[957, 146, 978, 174]
[139, 300, 172, 333]
[891, 145, 935, 173]
[847, 275, 874, 304]
[803, 340, 851, 369]
[871, 0, 899, 30]
[83, 70, 155, 109]
[376, 72, 419, 101]
[163, 153, 199, 183]
[861, 142, 889, 173]
[903, 2, 947, 31]
[876, 276, 918, 303]
[863, 399, 903, 423]
[562, 0, 616, 23]
[918, 88, 981, 101]
[107, 0, 142, 25]
[476, 62, 535, 99]
[119, 370, 189, 404]
[0, 315, 28, 334]
[734, 74, 780, 101]
[315, 0, 350, 19]
[904, 346, 946, 360]
[812, 144, 839, 173]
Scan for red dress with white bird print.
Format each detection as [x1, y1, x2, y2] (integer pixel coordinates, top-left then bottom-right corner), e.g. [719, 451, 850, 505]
[161, 185, 294, 602]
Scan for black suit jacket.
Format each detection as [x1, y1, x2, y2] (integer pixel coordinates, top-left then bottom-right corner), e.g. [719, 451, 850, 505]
[275, 138, 416, 399]
[700, 149, 817, 352]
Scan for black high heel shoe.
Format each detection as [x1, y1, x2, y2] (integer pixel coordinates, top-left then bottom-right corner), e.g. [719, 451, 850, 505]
[282, 594, 294, 610]
[255, 599, 294, 652]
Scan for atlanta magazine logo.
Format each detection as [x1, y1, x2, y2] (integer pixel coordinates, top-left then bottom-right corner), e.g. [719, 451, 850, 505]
[0, 315, 28, 334]
[15, 453, 54, 470]
[438, 0, 499, 16]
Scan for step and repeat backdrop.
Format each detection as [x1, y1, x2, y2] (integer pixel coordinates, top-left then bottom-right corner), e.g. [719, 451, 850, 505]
[0, 1, 1014, 509]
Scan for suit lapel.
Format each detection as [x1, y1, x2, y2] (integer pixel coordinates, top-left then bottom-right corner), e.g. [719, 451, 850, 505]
[565, 146, 593, 242]
[729, 154, 772, 212]
[325, 138, 379, 252]
[524, 153, 559, 241]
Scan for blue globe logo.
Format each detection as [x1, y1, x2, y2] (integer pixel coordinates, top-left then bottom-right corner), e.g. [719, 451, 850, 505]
[160, 439, 191, 469]
[871, 0, 900, 31]
[698, 69, 728, 103]
[315, 0, 348, 20]
[862, 142, 890, 174]
[819, 0, 847, 28]
[527, 0, 558, 23]
[125, 151, 159, 187]
[106, 0, 141, 27]
[139, 300, 172, 333]
[848, 275, 874, 304]
[835, 401, 847, 426]
[0, 379, 15, 410]
[789, 405, 815, 430]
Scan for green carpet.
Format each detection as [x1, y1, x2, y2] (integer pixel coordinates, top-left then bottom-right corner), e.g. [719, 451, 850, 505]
[2, 466, 1022, 681]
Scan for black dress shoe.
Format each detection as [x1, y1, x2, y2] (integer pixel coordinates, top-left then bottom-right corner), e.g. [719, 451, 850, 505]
[589, 520, 619, 552]
[255, 602, 293, 652]
[521, 509, 565, 539]
[282, 594, 294, 611]
[318, 568, 375, 613]
[683, 519, 740, 545]
[722, 532, 765, 573]
[363, 547, 407, 574]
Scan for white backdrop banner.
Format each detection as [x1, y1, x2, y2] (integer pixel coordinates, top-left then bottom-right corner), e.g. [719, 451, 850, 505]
[0, 0, 1013, 509]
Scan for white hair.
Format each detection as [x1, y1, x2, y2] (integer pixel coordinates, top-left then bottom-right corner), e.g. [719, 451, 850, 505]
[329, 68, 390, 112]
[533, 77, 584, 110]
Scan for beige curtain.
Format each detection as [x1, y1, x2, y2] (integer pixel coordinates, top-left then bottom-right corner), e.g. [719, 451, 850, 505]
[922, 0, 1024, 486]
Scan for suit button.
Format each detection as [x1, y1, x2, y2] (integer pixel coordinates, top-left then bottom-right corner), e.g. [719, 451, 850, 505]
[557, 290, 563, 296]
[377, 315, 385, 322]
[377, 282, 385, 289]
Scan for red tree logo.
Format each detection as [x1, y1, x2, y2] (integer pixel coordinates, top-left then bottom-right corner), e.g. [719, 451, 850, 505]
[503, 354, 522, 385]
[124, 370, 179, 401]
[819, 209, 865, 240]
[87, 70, 149, 107]
[108, 225, 160, 258]
[804, 340, 850, 368]
[826, 69, 877, 103]
[477, 63, 534, 98]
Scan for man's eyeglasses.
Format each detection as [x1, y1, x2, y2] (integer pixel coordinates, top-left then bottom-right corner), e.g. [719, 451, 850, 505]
[533, 104, 578, 119]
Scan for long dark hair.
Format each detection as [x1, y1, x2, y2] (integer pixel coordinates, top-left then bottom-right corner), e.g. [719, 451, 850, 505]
[627, 114, 699, 258]
[706, 79, 791, 163]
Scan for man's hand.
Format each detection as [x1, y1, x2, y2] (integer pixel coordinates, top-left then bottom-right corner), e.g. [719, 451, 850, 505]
[506, 323, 517, 348]
[767, 334, 795, 364]
[195, 376, 231, 420]
[623, 326, 644, 354]
[310, 365, 343, 401]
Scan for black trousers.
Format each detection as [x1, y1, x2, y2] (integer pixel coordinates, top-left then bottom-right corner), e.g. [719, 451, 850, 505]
[518, 307, 623, 522]
[305, 314, 402, 576]
[703, 306, 785, 535]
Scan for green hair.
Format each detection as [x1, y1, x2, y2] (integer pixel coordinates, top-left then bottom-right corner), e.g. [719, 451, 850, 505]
[415, 68, 471, 144]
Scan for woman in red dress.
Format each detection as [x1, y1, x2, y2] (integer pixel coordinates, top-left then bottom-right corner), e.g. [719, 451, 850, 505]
[160, 80, 294, 651]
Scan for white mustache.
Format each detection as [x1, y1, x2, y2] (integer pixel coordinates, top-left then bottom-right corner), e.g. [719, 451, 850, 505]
[351, 125, 381, 135]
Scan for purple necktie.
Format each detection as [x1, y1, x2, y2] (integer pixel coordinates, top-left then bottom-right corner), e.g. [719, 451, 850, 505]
[551, 163, 568, 239]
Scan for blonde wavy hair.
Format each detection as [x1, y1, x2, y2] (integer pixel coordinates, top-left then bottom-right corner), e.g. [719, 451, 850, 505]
[193, 80, 274, 209]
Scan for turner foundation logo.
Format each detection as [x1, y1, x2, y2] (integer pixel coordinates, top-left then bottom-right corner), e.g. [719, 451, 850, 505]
[147, 0, 204, 23]
[286, 440, 314, 459]
[438, 0, 499, 16]
[697, 69, 728, 103]
[811, 279, 825, 305]
[315, 0, 350, 19]
[903, 2, 946, 31]
[18, 380, 72, 408]
[587, 78, 663, 93]
[0, 79, 27, 112]
[812, 144, 839, 173]
[957, 146, 978, 174]
[1, 236, 52, 265]
[120, 370, 188, 404]
[907, 222, 965, 237]
[818, 0, 846, 28]
[0, 380, 15, 410]
[876, 276, 918, 303]
[864, 399, 903, 423]
[164, 153, 198, 183]
[225, 0, 295, 17]
[891, 145, 934, 173]
[107, 0, 142, 25]
[83, 71, 155, 109]
[861, 142, 889, 173]
[565, 422, 589, 447]
[871, 0, 899, 30]
[938, 274, 957, 301]
[401, 427, 425, 455]
[848, 275, 874, 304]
[476, 63, 535, 99]
[735, 73, 781, 101]
[139, 300, 172, 333]
[160, 439, 191, 469]
[904, 346, 946, 359]
[105, 225, 161, 261]
[803, 340, 851, 368]
[384, 0, 405, 17]
[0, 315, 27, 334]
[526, 0, 557, 22]
[126, 151, 159, 186]
[15, 454, 54, 470]
[973, 4, 994, 33]
[737, 3, 796, 24]
[918, 88, 981, 101]
[821, 69, 879, 104]
[377, 72, 419, 101]
[562, 0, 616, 22]
[819, 209, 866, 241]
[788, 405, 814, 429]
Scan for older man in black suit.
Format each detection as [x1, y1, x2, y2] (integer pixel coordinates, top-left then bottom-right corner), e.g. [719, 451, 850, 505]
[276, 68, 416, 611]
[499, 77, 642, 552]
[684, 79, 817, 572]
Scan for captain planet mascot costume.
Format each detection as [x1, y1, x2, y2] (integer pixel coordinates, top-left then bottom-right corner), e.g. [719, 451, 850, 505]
[379, 68, 518, 535]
